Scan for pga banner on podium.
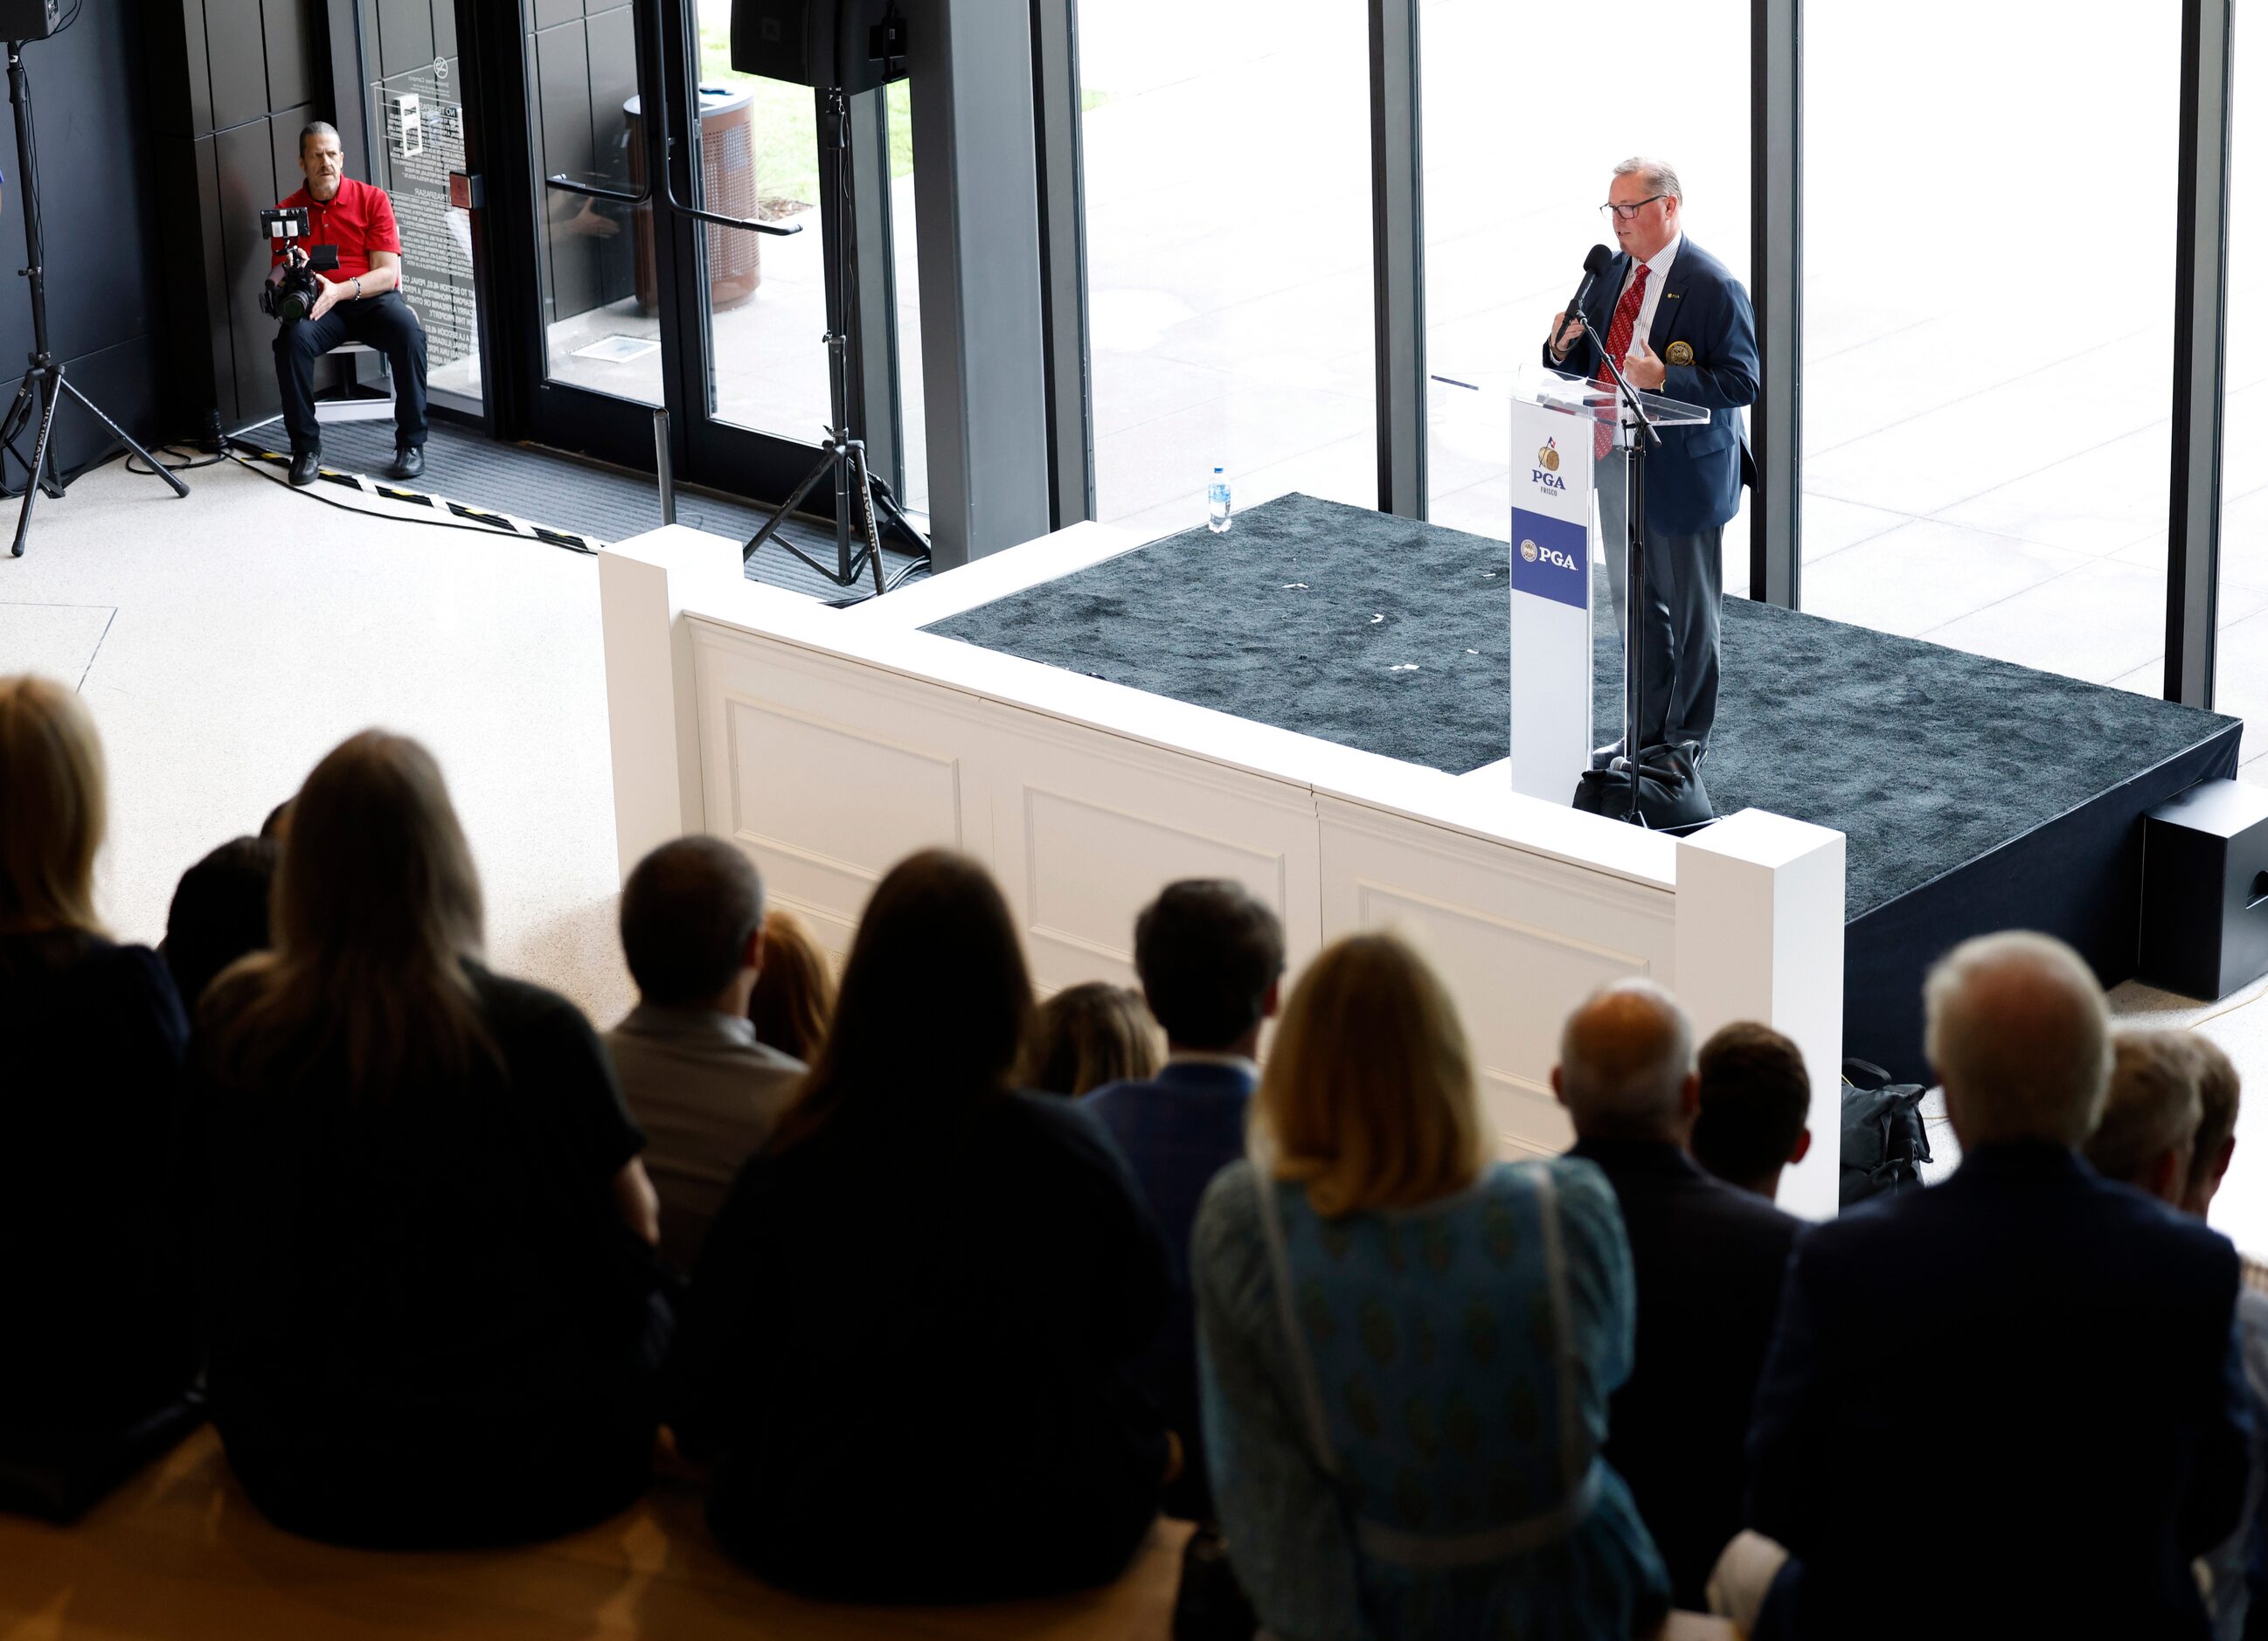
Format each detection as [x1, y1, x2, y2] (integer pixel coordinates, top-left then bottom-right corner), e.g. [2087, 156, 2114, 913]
[1508, 396, 1596, 803]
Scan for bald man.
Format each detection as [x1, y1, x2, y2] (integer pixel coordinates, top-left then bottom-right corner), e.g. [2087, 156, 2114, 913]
[1747, 933, 2248, 1641]
[1553, 980, 1801, 1610]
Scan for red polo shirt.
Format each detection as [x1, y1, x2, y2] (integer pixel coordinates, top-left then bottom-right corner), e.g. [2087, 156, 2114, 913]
[273, 177, 402, 281]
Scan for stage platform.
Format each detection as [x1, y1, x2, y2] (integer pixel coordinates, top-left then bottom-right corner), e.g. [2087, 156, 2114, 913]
[926, 495, 2242, 1081]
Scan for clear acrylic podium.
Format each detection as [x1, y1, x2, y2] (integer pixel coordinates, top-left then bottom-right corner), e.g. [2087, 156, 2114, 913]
[1433, 366, 1709, 807]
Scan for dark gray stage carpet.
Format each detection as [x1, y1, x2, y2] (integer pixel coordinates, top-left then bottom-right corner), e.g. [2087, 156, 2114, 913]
[238, 417, 924, 603]
[926, 493, 2237, 924]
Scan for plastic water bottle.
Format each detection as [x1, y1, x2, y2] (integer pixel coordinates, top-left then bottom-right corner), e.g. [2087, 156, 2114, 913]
[1207, 467, 1232, 535]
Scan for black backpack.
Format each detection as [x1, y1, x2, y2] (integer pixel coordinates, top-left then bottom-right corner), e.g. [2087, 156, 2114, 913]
[1840, 1058, 1932, 1208]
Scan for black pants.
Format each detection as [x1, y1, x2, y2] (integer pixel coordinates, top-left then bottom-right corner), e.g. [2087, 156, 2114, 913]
[1598, 449, 1725, 751]
[272, 290, 428, 455]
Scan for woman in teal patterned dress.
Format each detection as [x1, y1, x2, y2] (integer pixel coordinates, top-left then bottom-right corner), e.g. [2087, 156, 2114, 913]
[1193, 932, 1669, 1639]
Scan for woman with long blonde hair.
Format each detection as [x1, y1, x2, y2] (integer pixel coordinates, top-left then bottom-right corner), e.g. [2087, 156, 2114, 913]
[1192, 931, 1668, 1638]
[0, 675, 199, 1499]
[195, 730, 668, 1548]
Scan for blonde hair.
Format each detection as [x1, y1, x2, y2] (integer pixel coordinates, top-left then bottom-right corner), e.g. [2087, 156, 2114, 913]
[748, 906, 838, 1062]
[1019, 980, 1162, 1097]
[0, 674, 107, 935]
[1257, 931, 1489, 1217]
[202, 730, 493, 1098]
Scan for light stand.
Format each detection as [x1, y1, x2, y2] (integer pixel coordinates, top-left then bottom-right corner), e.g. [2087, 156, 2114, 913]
[0, 40, 185, 557]
[741, 86, 929, 597]
[1570, 304, 1661, 825]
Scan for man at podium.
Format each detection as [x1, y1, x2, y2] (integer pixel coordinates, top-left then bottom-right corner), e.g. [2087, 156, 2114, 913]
[1544, 158, 1758, 761]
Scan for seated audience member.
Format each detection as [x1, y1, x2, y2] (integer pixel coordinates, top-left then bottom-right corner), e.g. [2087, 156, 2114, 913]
[1195, 932, 1669, 1639]
[1691, 1019, 1813, 1201]
[194, 731, 669, 1548]
[1748, 932, 2247, 1641]
[670, 849, 1171, 1600]
[162, 835, 278, 1013]
[2083, 1028, 2202, 1204]
[1085, 878, 1283, 1521]
[745, 906, 834, 1062]
[1023, 980, 1161, 1097]
[2106, 1033, 2268, 1641]
[607, 836, 804, 1271]
[0, 675, 199, 1508]
[1555, 986, 1803, 1610]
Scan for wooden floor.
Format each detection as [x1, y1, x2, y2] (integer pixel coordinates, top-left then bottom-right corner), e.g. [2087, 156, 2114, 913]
[0, 1429, 1737, 1639]
[0, 1428, 1190, 1641]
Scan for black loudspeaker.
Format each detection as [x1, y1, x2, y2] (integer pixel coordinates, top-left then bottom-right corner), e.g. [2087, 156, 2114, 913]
[731, 0, 906, 94]
[2140, 778, 2268, 1001]
[0, 0, 63, 41]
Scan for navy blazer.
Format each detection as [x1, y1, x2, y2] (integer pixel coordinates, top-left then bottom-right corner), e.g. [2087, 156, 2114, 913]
[1571, 1136, 1801, 1610]
[1542, 235, 1758, 535]
[1747, 1142, 2249, 1641]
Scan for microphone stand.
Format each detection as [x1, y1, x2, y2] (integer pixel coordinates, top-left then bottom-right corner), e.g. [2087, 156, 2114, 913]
[1564, 307, 1661, 825]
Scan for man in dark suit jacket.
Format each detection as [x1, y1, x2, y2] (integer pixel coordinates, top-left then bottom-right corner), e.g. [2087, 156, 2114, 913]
[1748, 932, 2250, 1641]
[1553, 980, 1804, 1608]
[1544, 157, 1758, 757]
[1083, 879, 1283, 1522]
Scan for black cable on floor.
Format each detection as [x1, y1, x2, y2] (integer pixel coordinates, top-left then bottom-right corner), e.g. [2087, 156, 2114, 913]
[224, 447, 599, 552]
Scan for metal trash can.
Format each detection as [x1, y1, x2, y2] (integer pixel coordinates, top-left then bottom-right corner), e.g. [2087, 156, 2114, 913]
[626, 86, 760, 315]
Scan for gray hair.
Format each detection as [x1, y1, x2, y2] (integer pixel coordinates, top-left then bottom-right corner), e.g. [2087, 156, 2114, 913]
[1557, 979, 1695, 1139]
[299, 121, 341, 157]
[2084, 1029, 2203, 1187]
[1613, 156, 1683, 202]
[1924, 931, 2111, 1147]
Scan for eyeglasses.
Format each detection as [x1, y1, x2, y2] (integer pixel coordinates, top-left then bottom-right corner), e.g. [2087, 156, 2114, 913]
[1599, 194, 1669, 221]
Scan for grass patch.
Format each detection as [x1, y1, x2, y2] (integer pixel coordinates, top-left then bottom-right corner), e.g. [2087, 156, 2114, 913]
[697, 23, 916, 210]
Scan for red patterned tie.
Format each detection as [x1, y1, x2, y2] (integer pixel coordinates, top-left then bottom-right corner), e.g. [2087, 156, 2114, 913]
[1592, 262, 1652, 459]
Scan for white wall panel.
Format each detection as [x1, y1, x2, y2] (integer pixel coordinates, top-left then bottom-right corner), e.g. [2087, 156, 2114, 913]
[1317, 795, 1676, 1156]
[987, 707, 1323, 995]
[690, 622, 995, 955]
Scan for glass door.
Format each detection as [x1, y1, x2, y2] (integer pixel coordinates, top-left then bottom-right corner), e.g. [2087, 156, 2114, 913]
[480, 0, 915, 516]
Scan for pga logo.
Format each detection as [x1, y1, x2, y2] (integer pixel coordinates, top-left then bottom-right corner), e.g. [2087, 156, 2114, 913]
[1519, 538, 1578, 571]
[1531, 437, 1567, 492]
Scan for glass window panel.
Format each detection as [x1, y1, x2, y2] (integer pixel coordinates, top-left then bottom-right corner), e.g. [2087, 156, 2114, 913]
[695, 0, 832, 442]
[1419, 0, 1750, 592]
[2216, 18, 2268, 782]
[524, 0, 659, 406]
[1077, 0, 1377, 537]
[1800, 6, 2179, 688]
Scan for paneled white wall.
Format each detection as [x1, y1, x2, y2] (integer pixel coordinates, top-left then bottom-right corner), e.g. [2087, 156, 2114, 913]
[603, 525, 1846, 1215]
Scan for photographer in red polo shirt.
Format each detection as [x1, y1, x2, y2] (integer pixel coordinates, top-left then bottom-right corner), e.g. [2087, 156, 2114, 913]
[267, 121, 427, 487]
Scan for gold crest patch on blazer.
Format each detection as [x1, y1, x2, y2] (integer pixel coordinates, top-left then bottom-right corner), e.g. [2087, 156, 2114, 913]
[1666, 340, 1695, 367]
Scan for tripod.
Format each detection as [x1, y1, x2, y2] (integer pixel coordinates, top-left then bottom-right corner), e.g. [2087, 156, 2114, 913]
[0, 40, 184, 557]
[742, 86, 928, 597]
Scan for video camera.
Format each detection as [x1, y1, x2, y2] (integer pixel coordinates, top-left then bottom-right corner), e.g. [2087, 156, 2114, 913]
[259, 205, 339, 322]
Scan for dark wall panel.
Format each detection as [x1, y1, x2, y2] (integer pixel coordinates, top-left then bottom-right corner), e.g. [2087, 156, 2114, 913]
[271, 99, 313, 192]
[205, 0, 270, 128]
[375, 0, 434, 78]
[216, 117, 284, 424]
[263, 0, 316, 109]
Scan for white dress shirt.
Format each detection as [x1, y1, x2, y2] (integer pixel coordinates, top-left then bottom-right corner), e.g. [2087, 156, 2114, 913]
[1617, 232, 1681, 356]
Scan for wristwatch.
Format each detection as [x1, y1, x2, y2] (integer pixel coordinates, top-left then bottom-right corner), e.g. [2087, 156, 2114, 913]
[350, 276, 364, 300]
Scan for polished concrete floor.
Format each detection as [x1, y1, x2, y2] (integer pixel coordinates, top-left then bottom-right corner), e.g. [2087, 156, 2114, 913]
[5, 450, 2267, 1254]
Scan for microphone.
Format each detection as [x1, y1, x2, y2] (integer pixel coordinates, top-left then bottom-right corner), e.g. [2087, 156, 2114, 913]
[1554, 243, 1614, 357]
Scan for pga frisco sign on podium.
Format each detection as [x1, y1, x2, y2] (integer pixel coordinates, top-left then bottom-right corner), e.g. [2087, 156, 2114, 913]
[1507, 390, 1596, 801]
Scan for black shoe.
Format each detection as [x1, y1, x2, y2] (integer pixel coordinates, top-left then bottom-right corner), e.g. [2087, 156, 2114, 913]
[387, 445, 425, 482]
[288, 448, 321, 488]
